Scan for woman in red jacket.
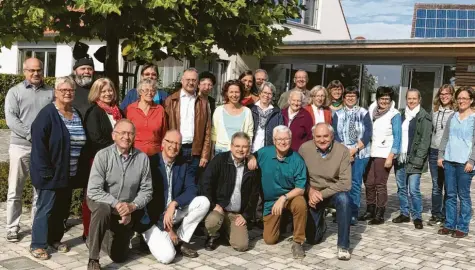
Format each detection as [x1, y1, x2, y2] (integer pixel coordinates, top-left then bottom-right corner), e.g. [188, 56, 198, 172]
[304, 85, 332, 125]
[282, 90, 313, 151]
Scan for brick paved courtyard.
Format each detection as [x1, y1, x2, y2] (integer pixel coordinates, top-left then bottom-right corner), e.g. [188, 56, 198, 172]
[0, 172, 475, 270]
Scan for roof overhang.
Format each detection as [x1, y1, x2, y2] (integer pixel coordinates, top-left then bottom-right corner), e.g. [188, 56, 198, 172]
[279, 38, 475, 58]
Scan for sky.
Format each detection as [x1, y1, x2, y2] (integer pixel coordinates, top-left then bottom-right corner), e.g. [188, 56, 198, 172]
[340, 0, 475, 39]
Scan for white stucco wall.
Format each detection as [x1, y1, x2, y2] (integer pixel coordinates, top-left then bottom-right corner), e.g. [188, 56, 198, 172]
[283, 0, 350, 41]
[0, 45, 19, 74]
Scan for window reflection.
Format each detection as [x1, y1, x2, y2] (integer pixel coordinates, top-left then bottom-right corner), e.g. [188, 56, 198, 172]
[361, 65, 402, 108]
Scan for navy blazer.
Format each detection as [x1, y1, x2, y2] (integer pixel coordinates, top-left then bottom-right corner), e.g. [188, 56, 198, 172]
[143, 153, 197, 229]
[30, 103, 87, 189]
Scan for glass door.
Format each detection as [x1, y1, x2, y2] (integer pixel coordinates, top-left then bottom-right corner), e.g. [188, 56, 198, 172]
[401, 66, 442, 112]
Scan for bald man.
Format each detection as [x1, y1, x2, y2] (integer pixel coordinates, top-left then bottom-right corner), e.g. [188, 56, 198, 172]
[141, 130, 210, 264]
[5, 58, 53, 242]
[278, 70, 311, 109]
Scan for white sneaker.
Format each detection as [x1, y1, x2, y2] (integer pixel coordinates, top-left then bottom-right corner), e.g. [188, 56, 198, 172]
[337, 247, 351, 261]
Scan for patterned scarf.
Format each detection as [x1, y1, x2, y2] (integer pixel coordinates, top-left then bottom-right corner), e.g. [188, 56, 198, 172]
[96, 101, 123, 121]
[343, 106, 359, 145]
[257, 106, 274, 129]
[372, 106, 390, 122]
[331, 99, 343, 108]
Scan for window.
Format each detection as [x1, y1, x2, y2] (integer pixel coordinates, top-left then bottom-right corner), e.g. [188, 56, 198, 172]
[19, 49, 56, 77]
[288, 0, 319, 28]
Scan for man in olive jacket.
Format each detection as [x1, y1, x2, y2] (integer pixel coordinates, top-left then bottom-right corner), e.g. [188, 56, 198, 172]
[199, 132, 260, 252]
[392, 89, 432, 229]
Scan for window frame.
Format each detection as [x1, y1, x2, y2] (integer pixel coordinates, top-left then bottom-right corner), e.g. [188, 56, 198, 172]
[18, 48, 57, 77]
[287, 0, 320, 29]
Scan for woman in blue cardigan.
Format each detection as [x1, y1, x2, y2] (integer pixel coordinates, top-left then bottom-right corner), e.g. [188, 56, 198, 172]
[29, 76, 87, 260]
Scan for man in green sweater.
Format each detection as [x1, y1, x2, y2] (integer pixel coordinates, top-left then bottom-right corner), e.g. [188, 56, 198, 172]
[298, 123, 352, 261]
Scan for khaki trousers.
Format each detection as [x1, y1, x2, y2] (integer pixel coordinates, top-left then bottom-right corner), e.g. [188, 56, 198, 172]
[205, 210, 249, 251]
[263, 195, 307, 245]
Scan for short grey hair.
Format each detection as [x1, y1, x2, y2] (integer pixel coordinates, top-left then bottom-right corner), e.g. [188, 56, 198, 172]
[273, 125, 292, 139]
[254, 69, 268, 79]
[183, 67, 199, 75]
[114, 119, 136, 134]
[258, 81, 276, 95]
[55, 76, 76, 90]
[287, 90, 305, 104]
[231, 132, 251, 146]
[406, 88, 422, 100]
[311, 123, 334, 135]
[137, 78, 158, 93]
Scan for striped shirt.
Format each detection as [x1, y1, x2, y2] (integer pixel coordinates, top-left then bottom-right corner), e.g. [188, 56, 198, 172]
[57, 107, 87, 176]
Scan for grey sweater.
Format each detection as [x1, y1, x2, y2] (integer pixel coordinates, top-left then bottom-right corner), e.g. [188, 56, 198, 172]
[431, 107, 454, 149]
[5, 82, 53, 146]
[87, 144, 153, 209]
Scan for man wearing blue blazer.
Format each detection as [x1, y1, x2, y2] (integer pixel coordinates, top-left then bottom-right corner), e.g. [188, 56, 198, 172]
[141, 130, 210, 264]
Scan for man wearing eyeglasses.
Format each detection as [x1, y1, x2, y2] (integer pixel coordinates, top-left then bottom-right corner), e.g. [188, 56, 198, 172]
[86, 119, 152, 270]
[5, 58, 53, 242]
[140, 130, 210, 264]
[278, 69, 311, 109]
[71, 57, 95, 117]
[248, 125, 307, 259]
[164, 68, 212, 181]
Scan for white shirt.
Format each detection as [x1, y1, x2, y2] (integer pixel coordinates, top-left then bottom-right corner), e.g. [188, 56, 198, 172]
[288, 108, 298, 127]
[179, 89, 196, 144]
[226, 155, 244, 212]
[311, 104, 325, 124]
[252, 101, 274, 152]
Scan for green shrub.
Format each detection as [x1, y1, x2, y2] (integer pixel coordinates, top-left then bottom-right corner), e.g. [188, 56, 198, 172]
[0, 119, 7, 129]
[0, 74, 55, 119]
[0, 161, 83, 217]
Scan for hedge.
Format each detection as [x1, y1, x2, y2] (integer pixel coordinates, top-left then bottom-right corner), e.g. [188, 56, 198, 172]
[0, 162, 83, 217]
[0, 74, 56, 119]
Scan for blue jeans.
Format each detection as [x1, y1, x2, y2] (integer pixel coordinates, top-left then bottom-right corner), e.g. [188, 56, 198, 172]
[444, 161, 475, 233]
[429, 148, 446, 219]
[306, 192, 351, 249]
[349, 157, 369, 220]
[31, 188, 72, 249]
[180, 145, 201, 181]
[394, 163, 422, 220]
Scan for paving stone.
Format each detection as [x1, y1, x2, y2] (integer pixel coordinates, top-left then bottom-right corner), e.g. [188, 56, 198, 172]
[0, 256, 44, 270]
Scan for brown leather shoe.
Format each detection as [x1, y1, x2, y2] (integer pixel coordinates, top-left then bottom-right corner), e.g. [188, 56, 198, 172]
[452, 230, 468, 238]
[437, 227, 454, 235]
[180, 243, 198, 258]
[87, 259, 101, 270]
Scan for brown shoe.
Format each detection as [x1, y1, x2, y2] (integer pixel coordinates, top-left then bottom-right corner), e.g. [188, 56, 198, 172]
[180, 243, 198, 258]
[452, 230, 468, 238]
[87, 259, 101, 270]
[438, 227, 454, 235]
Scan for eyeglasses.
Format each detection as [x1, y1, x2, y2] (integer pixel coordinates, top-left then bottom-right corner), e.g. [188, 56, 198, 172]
[275, 138, 291, 143]
[57, 88, 75, 94]
[141, 89, 157, 94]
[24, 69, 43, 74]
[143, 73, 157, 77]
[164, 139, 181, 147]
[114, 131, 135, 137]
[295, 77, 307, 80]
[457, 97, 471, 102]
[440, 93, 452, 96]
[261, 92, 273, 96]
[379, 97, 391, 101]
[184, 79, 197, 83]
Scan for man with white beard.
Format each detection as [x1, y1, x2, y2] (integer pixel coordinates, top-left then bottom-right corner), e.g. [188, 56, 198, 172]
[72, 57, 95, 117]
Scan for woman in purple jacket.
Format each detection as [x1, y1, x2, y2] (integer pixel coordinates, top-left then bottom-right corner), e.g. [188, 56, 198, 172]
[282, 90, 313, 152]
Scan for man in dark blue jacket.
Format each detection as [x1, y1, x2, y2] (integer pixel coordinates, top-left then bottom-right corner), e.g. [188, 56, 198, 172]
[141, 130, 210, 264]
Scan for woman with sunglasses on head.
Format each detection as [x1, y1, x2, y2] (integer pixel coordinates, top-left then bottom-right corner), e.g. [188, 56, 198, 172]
[211, 80, 254, 156]
[427, 84, 455, 226]
[438, 86, 475, 238]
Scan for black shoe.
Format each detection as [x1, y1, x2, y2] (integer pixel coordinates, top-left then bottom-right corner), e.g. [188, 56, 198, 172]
[414, 219, 423, 229]
[87, 259, 101, 270]
[427, 216, 444, 226]
[392, 214, 410, 223]
[6, 231, 19, 242]
[205, 237, 219, 251]
[358, 204, 375, 221]
[180, 242, 198, 258]
[368, 207, 385, 225]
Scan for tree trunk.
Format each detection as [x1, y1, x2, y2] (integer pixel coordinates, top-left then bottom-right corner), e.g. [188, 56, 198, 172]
[104, 17, 120, 92]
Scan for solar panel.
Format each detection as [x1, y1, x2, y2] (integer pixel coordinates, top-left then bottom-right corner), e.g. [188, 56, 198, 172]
[413, 8, 475, 38]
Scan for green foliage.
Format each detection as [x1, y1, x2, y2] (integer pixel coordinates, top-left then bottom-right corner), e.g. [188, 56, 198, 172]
[0, 74, 55, 119]
[0, 161, 83, 216]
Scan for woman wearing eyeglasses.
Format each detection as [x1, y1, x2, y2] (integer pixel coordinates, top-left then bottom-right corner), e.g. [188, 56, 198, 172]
[438, 86, 475, 238]
[211, 80, 254, 156]
[120, 64, 169, 110]
[80, 78, 124, 243]
[427, 84, 455, 226]
[125, 79, 167, 156]
[29, 76, 87, 260]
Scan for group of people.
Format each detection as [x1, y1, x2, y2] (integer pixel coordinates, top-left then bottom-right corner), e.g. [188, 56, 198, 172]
[4, 56, 475, 270]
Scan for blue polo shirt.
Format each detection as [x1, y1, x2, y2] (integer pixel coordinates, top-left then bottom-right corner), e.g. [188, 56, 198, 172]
[256, 146, 307, 216]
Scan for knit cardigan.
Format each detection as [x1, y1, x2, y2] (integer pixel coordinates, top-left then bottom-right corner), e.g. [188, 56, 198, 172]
[211, 105, 254, 151]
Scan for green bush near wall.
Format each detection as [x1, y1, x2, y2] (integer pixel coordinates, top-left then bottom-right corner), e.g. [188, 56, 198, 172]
[0, 162, 83, 217]
[0, 74, 56, 119]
